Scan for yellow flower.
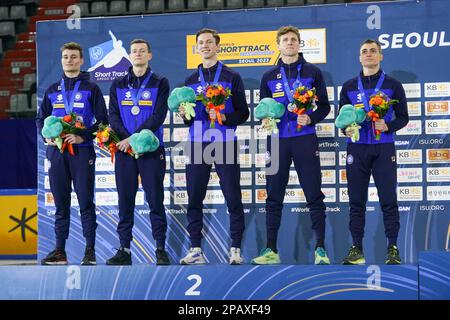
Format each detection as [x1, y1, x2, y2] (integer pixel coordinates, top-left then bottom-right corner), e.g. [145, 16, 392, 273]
[101, 130, 109, 138]
[307, 90, 313, 97]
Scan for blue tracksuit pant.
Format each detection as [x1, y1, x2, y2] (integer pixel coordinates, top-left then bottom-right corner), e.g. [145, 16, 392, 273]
[266, 134, 326, 247]
[185, 141, 245, 248]
[114, 146, 167, 249]
[47, 145, 96, 249]
[346, 143, 399, 247]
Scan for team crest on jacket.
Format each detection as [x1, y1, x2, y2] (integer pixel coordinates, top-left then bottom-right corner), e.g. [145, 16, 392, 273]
[142, 90, 151, 99]
[75, 92, 82, 101]
[347, 154, 354, 165]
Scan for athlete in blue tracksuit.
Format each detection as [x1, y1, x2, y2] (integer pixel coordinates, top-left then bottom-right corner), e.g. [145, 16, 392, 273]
[339, 39, 408, 265]
[251, 26, 331, 265]
[177, 29, 249, 265]
[36, 42, 108, 265]
[106, 39, 170, 265]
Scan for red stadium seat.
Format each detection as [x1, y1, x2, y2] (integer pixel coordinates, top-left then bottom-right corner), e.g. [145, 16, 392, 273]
[1, 57, 36, 69]
[17, 32, 36, 42]
[0, 66, 36, 78]
[14, 41, 36, 51]
[30, 14, 71, 24]
[37, 7, 67, 16]
[5, 49, 36, 59]
[39, 0, 77, 7]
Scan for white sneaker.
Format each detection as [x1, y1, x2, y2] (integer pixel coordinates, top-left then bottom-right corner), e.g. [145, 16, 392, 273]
[229, 247, 244, 265]
[180, 247, 207, 265]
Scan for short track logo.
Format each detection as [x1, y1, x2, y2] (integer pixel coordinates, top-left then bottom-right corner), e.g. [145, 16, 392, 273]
[88, 30, 132, 81]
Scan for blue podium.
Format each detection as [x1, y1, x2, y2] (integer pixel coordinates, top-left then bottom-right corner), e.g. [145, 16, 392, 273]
[419, 251, 450, 300]
[1, 252, 447, 300]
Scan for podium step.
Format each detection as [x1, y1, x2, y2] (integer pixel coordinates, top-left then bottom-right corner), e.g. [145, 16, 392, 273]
[0, 264, 419, 300]
[1, 251, 449, 300]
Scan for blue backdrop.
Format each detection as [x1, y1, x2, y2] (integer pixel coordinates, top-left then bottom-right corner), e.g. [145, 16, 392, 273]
[37, 0, 449, 265]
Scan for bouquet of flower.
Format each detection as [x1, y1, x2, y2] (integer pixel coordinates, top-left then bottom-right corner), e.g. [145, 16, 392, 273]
[42, 112, 85, 155]
[197, 84, 231, 128]
[168, 86, 197, 120]
[335, 104, 366, 142]
[129, 129, 160, 159]
[289, 86, 318, 131]
[367, 91, 398, 140]
[94, 123, 135, 163]
[254, 98, 285, 135]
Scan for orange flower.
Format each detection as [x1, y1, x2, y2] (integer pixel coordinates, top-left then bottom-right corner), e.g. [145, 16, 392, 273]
[206, 88, 214, 98]
[370, 96, 383, 106]
[74, 121, 83, 128]
[63, 115, 72, 123]
[213, 88, 220, 96]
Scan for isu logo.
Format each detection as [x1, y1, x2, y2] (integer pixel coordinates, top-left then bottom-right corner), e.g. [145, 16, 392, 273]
[428, 149, 449, 161]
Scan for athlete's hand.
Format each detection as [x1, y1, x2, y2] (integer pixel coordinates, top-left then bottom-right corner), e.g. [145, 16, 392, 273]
[178, 105, 186, 119]
[345, 126, 355, 138]
[64, 134, 84, 144]
[209, 108, 217, 120]
[45, 138, 56, 146]
[375, 119, 389, 132]
[297, 114, 311, 126]
[116, 138, 131, 152]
